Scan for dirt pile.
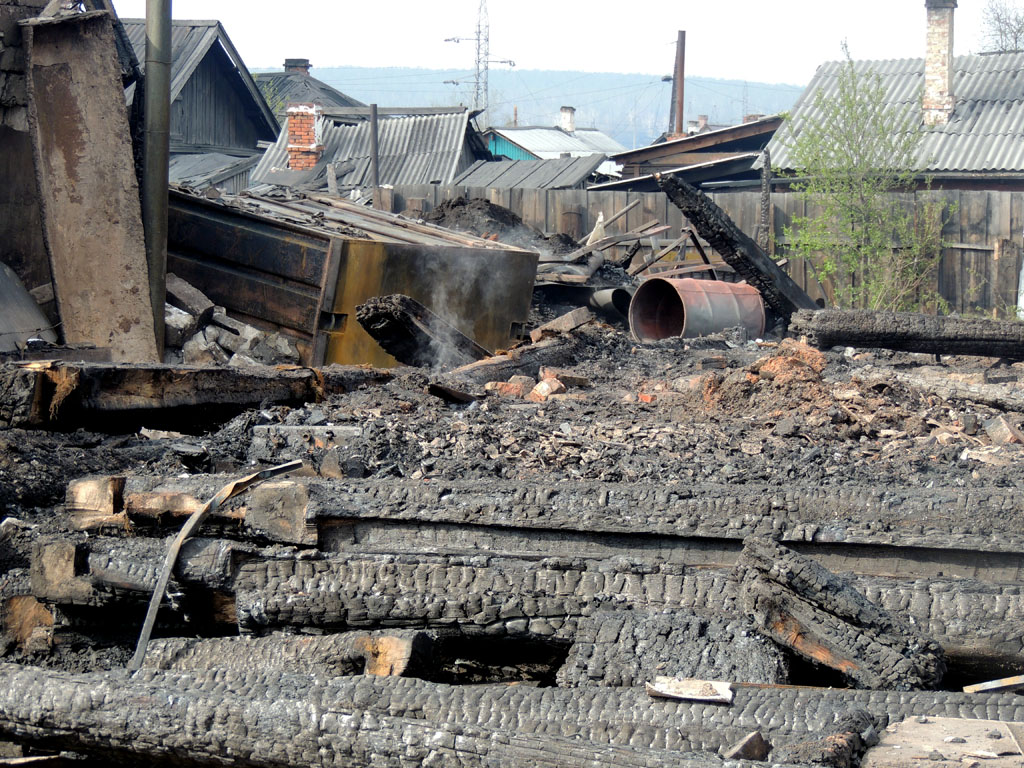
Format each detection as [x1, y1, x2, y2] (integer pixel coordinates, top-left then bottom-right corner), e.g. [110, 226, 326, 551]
[423, 197, 577, 257]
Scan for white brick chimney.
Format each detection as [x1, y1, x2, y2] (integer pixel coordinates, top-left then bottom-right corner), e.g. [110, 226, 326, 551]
[923, 0, 957, 125]
[560, 106, 576, 133]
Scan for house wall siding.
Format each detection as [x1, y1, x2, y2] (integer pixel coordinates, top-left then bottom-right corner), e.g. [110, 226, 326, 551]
[172, 43, 263, 149]
[488, 134, 537, 161]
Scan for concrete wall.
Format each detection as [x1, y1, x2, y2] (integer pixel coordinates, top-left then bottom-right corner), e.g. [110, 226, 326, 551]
[0, 0, 51, 300]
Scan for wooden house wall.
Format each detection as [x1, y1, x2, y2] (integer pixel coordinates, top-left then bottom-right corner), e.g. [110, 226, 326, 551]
[390, 185, 1024, 317]
[171, 44, 264, 150]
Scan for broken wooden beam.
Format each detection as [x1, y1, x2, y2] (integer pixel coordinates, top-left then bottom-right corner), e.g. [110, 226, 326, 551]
[655, 173, 818, 318]
[66, 474, 317, 545]
[734, 538, 946, 691]
[355, 294, 491, 368]
[791, 308, 1024, 361]
[29, 537, 255, 609]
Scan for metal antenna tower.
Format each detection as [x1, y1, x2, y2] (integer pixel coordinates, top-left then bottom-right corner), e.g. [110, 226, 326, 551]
[474, 0, 489, 117]
[446, 0, 513, 128]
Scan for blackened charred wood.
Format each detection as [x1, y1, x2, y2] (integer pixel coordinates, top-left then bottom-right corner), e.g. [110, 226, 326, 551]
[356, 294, 491, 368]
[448, 335, 583, 387]
[656, 173, 818, 317]
[30, 537, 255, 608]
[734, 538, 946, 690]
[144, 629, 442, 677]
[791, 309, 1024, 360]
[232, 553, 1024, 670]
[0, 665, 1022, 765]
[0, 665, 738, 768]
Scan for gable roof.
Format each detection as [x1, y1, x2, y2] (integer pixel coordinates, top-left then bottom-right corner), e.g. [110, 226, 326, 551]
[485, 125, 627, 159]
[121, 19, 278, 138]
[768, 52, 1024, 176]
[254, 70, 365, 126]
[250, 108, 484, 190]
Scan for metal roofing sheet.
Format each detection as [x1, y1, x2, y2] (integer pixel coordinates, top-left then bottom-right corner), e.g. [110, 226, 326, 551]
[250, 110, 472, 188]
[254, 71, 364, 126]
[768, 52, 1024, 174]
[453, 155, 606, 189]
[487, 126, 627, 158]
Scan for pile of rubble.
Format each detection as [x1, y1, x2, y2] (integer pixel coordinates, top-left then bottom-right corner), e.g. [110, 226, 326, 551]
[163, 274, 301, 367]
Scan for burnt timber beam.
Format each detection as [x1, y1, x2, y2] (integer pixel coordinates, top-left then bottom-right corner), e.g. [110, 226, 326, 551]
[655, 173, 818, 318]
[0, 665, 1023, 764]
[790, 309, 1024, 361]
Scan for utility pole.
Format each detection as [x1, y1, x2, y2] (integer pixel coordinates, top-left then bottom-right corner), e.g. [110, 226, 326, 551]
[446, 0, 513, 128]
[668, 30, 685, 136]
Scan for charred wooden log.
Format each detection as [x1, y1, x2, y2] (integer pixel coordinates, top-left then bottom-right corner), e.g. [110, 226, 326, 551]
[232, 552, 1024, 672]
[790, 309, 1024, 360]
[555, 610, 788, 687]
[734, 538, 946, 690]
[356, 294, 491, 368]
[655, 173, 818, 318]
[448, 335, 584, 387]
[30, 537, 255, 608]
[0, 664, 1022, 765]
[143, 630, 442, 677]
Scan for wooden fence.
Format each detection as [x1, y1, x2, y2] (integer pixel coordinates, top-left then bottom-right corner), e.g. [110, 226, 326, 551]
[390, 185, 1024, 318]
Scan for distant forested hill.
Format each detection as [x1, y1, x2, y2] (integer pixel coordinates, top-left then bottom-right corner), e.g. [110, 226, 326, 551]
[258, 65, 804, 150]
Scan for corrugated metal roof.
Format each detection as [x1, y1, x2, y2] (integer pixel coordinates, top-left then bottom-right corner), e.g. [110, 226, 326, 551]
[253, 71, 364, 127]
[250, 109, 476, 189]
[121, 19, 277, 135]
[768, 52, 1024, 174]
[453, 155, 607, 189]
[486, 126, 627, 158]
[176, 187, 526, 251]
[169, 152, 261, 191]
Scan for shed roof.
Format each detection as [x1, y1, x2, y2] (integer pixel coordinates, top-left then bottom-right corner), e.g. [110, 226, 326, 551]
[121, 19, 278, 138]
[453, 155, 607, 189]
[251, 108, 483, 190]
[767, 52, 1024, 175]
[612, 116, 781, 163]
[253, 70, 364, 126]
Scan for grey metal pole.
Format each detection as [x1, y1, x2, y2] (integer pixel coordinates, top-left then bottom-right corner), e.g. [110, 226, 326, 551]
[370, 103, 380, 190]
[142, 0, 171, 358]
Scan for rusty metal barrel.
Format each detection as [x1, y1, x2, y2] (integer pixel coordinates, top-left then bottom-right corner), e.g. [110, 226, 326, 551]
[628, 277, 765, 342]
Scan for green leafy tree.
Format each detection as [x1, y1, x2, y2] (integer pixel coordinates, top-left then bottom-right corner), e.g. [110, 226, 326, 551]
[780, 47, 953, 312]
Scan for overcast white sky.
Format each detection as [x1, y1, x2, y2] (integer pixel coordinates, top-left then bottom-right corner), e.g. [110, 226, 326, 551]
[110, 1, 989, 86]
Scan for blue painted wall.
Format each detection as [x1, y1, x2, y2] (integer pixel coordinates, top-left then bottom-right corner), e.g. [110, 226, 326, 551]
[488, 134, 538, 161]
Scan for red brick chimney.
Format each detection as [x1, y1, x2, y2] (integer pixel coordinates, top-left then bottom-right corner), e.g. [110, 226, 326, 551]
[286, 103, 323, 170]
[284, 58, 312, 75]
[923, 0, 957, 125]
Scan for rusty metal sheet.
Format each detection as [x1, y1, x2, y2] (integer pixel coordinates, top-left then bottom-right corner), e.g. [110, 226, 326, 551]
[24, 11, 157, 362]
[322, 240, 537, 368]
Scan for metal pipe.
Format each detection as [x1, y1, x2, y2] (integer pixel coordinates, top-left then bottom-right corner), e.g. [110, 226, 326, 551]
[370, 103, 380, 190]
[142, 0, 171, 358]
[628, 277, 764, 342]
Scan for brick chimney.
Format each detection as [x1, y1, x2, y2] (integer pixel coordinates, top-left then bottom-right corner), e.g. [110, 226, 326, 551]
[286, 103, 323, 170]
[560, 106, 576, 133]
[284, 58, 312, 75]
[923, 0, 957, 125]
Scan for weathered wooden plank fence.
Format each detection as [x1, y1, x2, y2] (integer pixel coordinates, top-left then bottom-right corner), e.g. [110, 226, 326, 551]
[390, 184, 1024, 318]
